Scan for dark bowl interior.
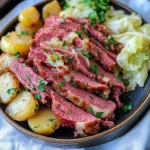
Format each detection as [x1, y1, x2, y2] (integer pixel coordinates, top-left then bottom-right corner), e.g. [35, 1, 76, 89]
[0, 0, 150, 148]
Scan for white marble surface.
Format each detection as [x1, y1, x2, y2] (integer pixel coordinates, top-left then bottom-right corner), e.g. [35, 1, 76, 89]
[0, 0, 150, 150]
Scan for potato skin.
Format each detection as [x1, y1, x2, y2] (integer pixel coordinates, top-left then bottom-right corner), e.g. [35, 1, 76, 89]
[19, 6, 40, 27]
[28, 107, 60, 135]
[0, 72, 19, 104]
[42, 0, 62, 21]
[5, 91, 39, 121]
[1, 31, 33, 56]
[15, 20, 43, 37]
[0, 53, 15, 75]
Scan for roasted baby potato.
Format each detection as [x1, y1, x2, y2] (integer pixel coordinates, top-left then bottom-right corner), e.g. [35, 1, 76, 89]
[19, 6, 40, 27]
[1, 31, 33, 56]
[28, 107, 60, 135]
[15, 20, 43, 37]
[0, 53, 15, 75]
[42, 0, 62, 21]
[5, 91, 39, 121]
[0, 72, 19, 104]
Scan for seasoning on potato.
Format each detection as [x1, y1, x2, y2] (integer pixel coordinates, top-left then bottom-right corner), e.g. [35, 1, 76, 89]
[15, 20, 43, 37]
[0, 72, 19, 104]
[19, 6, 40, 27]
[28, 107, 60, 135]
[5, 91, 39, 121]
[0, 31, 33, 56]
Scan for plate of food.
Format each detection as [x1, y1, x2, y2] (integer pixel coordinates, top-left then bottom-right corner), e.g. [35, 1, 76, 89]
[0, 0, 150, 148]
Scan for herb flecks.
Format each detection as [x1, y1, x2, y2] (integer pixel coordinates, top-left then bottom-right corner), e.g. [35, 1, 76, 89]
[76, 31, 85, 39]
[58, 82, 65, 87]
[96, 112, 104, 118]
[38, 84, 45, 92]
[122, 103, 133, 112]
[25, 75, 30, 81]
[38, 79, 48, 85]
[35, 94, 41, 100]
[21, 31, 28, 35]
[7, 88, 16, 94]
[49, 118, 55, 122]
[81, 50, 92, 59]
[14, 52, 20, 58]
[91, 65, 98, 74]
[88, 106, 94, 114]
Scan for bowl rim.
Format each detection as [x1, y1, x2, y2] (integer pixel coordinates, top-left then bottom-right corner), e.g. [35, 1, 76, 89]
[0, 0, 149, 145]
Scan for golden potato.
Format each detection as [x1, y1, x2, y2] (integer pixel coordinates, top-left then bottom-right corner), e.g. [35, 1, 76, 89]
[0, 53, 15, 75]
[5, 91, 39, 121]
[19, 6, 40, 27]
[15, 20, 43, 37]
[1, 31, 33, 56]
[0, 72, 19, 104]
[42, 0, 62, 21]
[28, 107, 60, 135]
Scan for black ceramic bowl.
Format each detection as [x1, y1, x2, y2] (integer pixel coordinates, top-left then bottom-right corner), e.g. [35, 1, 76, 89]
[0, 0, 150, 148]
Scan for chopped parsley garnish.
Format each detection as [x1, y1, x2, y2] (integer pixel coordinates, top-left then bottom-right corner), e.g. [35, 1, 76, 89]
[88, 12, 97, 26]
[49, 118, 55, 121]
[7, 88, 16, 94]
[54, 75, 57, 79]
[88, 106, 94, 114]
[100, 73, 104, 77]
[96, 112, 104, 118]
[99, 11, 105, 23]
[24, 88, 29, 92]
[43, 48, 48, 53]
[81, 50, 92, 59]
[76, 31, 85, 39]
[91, 65, 98, 74]
[75, 69, 79, 73]
[35, 94, 41, 100]
[48, 59, 55, 65]
[105, 46, 110, 51]
[38, 79, 48, 85]
[83, 28, 88, 35]
[23, 63, 26, 66]
[21, 31, 28, 35]
[122, 103, 133, 112]
[17, 89, 21, 94]
[16, 34, 21, 38]
[123, 79, 130, 86]
[71, 83, 77, 88]
[60, 0, 69, 10]
[34, 125, 40, 128]
[38, 84, 45, 92]
[107, 36, 114, 42]
[14, 52, 20, 58]
[34, 109, 37, 113]
[68, 58, 73, 63]
[58, 82, 65, 87]
[25, 75, 30, 81]
[62, 40, 67, 46]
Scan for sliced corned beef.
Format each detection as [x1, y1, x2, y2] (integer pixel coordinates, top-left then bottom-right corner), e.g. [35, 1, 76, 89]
[34, 62, 116, 118]
[51, 91, 101, 136]
[10, 59, 52, 104]
[90, 38, 117, 61]
[88, 42, 116, 72]
[45, 15, 81, 32]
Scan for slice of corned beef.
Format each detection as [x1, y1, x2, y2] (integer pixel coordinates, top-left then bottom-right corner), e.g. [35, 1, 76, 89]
[44, 15, 81, 32]
[90, 38, 117, 61]
[71, 71, 109, 96]
[51, 91, 101, 136]
[34, 63, 116, 118]
[10, 59, 52, 104]
[90, 61, 125, 107]
[88, 42, 116, 72]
